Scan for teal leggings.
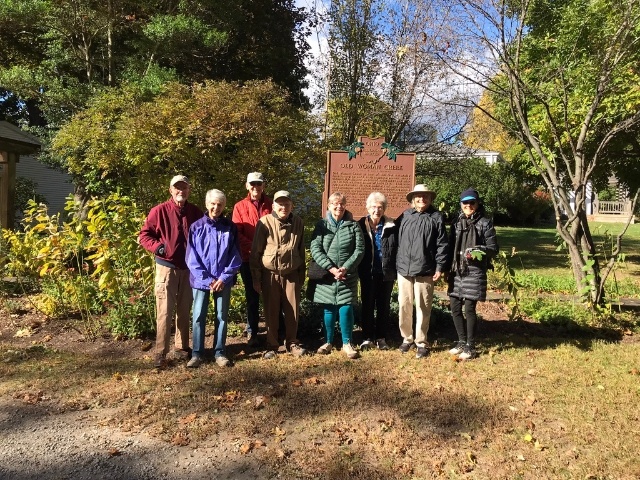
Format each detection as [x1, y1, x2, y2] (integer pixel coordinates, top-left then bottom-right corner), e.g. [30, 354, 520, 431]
[322, 304, 354, 345]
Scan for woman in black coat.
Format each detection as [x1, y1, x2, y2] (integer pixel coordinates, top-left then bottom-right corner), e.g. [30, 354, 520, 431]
[357, 192, 397, 351]
[447, 188, 498, 360]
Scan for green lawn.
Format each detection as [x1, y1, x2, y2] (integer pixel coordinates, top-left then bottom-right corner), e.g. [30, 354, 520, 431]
[494, 222, 640, 296]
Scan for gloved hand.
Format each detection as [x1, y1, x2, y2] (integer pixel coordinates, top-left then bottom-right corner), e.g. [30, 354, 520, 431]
[155, 244, 166, 256]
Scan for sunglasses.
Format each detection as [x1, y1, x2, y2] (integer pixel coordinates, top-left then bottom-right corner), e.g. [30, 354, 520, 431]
[462, 200, 477, 206]
[249, 182, 263, 186]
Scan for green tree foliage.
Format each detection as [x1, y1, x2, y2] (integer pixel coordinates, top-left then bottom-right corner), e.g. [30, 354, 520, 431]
[50, 80, 324, 215]
[0, 0, 310, 127]
[419, 156, 552, 224]
[444, 0, 640, 305]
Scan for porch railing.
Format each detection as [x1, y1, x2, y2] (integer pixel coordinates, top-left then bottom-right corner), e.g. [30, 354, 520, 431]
[594, 200, 632, 215]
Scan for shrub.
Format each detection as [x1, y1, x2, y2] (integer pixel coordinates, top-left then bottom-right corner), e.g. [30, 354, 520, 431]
[2, 193, 155, 338]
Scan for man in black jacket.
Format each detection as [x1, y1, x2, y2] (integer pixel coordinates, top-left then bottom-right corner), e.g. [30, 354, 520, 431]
[395, 184, 448, 359]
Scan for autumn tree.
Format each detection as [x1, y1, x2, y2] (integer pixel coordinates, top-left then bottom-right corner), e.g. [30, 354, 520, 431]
[441, 0, 640, 304]
[315, 0, 463, 150]
[50, 80, 324, 219]
[463, 92, 515, 155]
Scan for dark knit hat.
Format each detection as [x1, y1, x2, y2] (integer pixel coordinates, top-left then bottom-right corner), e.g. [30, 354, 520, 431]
[460, 188, 480, 202]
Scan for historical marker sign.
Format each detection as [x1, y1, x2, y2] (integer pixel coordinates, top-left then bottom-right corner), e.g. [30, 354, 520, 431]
[323, 136, 416, 219]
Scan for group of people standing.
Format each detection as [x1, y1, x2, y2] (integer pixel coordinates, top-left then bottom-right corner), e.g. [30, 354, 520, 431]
[139, 172, 498, 369]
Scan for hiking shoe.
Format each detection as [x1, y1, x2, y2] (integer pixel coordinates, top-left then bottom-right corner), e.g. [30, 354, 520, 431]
[458, 345, 477, 360]
[342, 342, 360, 359]
[415, 345, 430, 359]
[376, 338, 389, 350]
[215, 355, 231, 367]
[187, 356, 203, 368]
[263, 350, 277, 360]
[153, 354, 168, 369]
[317, 343, 333, 355]
[360, 339, 374, 350]
[289, 344, 307, 357]
[171, 348, 190, 361]
[247, 334, 259, 348]
[398, 341, 414, 354]
[448, 341, 466, 355]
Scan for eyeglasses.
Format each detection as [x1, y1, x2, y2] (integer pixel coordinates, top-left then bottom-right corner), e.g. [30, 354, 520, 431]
[462, 200, 477, 206]
[249, 182, 263, 187]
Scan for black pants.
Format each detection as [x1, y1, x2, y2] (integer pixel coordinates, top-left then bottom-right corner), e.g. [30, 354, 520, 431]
[360, 273, 394, 341]
[449, 296, 478, 346]
[240, 262, 260, 335]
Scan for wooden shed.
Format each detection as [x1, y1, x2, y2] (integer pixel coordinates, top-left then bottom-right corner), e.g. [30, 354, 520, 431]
[0, 121, 42, 229]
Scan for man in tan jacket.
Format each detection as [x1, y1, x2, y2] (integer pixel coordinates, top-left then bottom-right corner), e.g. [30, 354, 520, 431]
[250, 191, 306, 359]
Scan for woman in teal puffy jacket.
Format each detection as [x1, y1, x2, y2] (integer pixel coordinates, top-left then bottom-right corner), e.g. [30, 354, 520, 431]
[310, 192, 365, 359]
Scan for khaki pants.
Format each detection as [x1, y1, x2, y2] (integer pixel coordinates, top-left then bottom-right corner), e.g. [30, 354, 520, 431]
[154, 264, 192, 356]
[397, 274, 434, 346]
[261, 270, 301, 350]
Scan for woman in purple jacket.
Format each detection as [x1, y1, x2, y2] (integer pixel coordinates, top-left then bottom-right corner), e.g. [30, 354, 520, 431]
[186, 189, 242, 368]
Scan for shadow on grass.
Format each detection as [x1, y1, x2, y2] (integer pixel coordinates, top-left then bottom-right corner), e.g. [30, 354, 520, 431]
[478, 317, 623, 352]
[0, 347, 506, 479]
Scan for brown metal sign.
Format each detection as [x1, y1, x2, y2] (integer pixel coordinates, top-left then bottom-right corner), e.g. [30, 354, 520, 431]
[323, 136, 416, 219]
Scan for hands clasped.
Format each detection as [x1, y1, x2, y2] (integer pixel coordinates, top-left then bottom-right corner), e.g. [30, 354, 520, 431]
[329, 266, 347, 281]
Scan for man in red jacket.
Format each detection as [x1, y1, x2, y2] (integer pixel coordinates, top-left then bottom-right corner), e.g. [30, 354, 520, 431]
[139, 175, 203, 368]
[231, 172, 273, 347]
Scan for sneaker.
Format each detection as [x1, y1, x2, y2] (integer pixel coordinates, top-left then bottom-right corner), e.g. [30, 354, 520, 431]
[399, 341, 414, 354]
[316, 343, 333, 355]
[458, 345, 477, 360]
[153, 354, 167, 369]
[215, 355, 231, 367]
[289, 344, 307, 357]
[360, 339, 374, 350]
[448, 341, 466, 355]
[342, 342, 360, 359]
[263, 350, 277, 360]
[376, 338, 389, 350]
[171, 348, 190, 361]
[247, 334, 259, 348]
[187, 356, 203, 368]
[415, 345, 430, 359]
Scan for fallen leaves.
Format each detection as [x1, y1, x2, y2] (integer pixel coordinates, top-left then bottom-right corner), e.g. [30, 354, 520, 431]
[292, 376, 324, 387]
[179, 413, 197, 424]
[108, 447, 122, 457]
[14, 328, 33, 338]
[171, 431, 190, 446]
[253, 395, 267, 410]
[523, 431, 546, 451]
[239, 439, 267, 454]
[15, 390, 48, 404]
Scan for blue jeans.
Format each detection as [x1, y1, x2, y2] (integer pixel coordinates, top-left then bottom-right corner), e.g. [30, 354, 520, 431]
[191, 284, 231, 359]
[322, 304, 354, 345]
[240, 262, 260, 335]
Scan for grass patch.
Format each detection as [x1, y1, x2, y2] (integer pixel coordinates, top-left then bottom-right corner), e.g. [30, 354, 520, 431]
[495, 223, 640, 298]
[2, 328, 640, 479]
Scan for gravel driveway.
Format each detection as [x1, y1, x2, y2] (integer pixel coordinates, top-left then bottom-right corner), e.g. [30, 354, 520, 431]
[0, 398, 270, 480]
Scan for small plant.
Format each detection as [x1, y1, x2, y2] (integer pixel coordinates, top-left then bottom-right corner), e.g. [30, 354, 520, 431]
[488, 247, 522, 320]
[0, 296, 22, 314]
